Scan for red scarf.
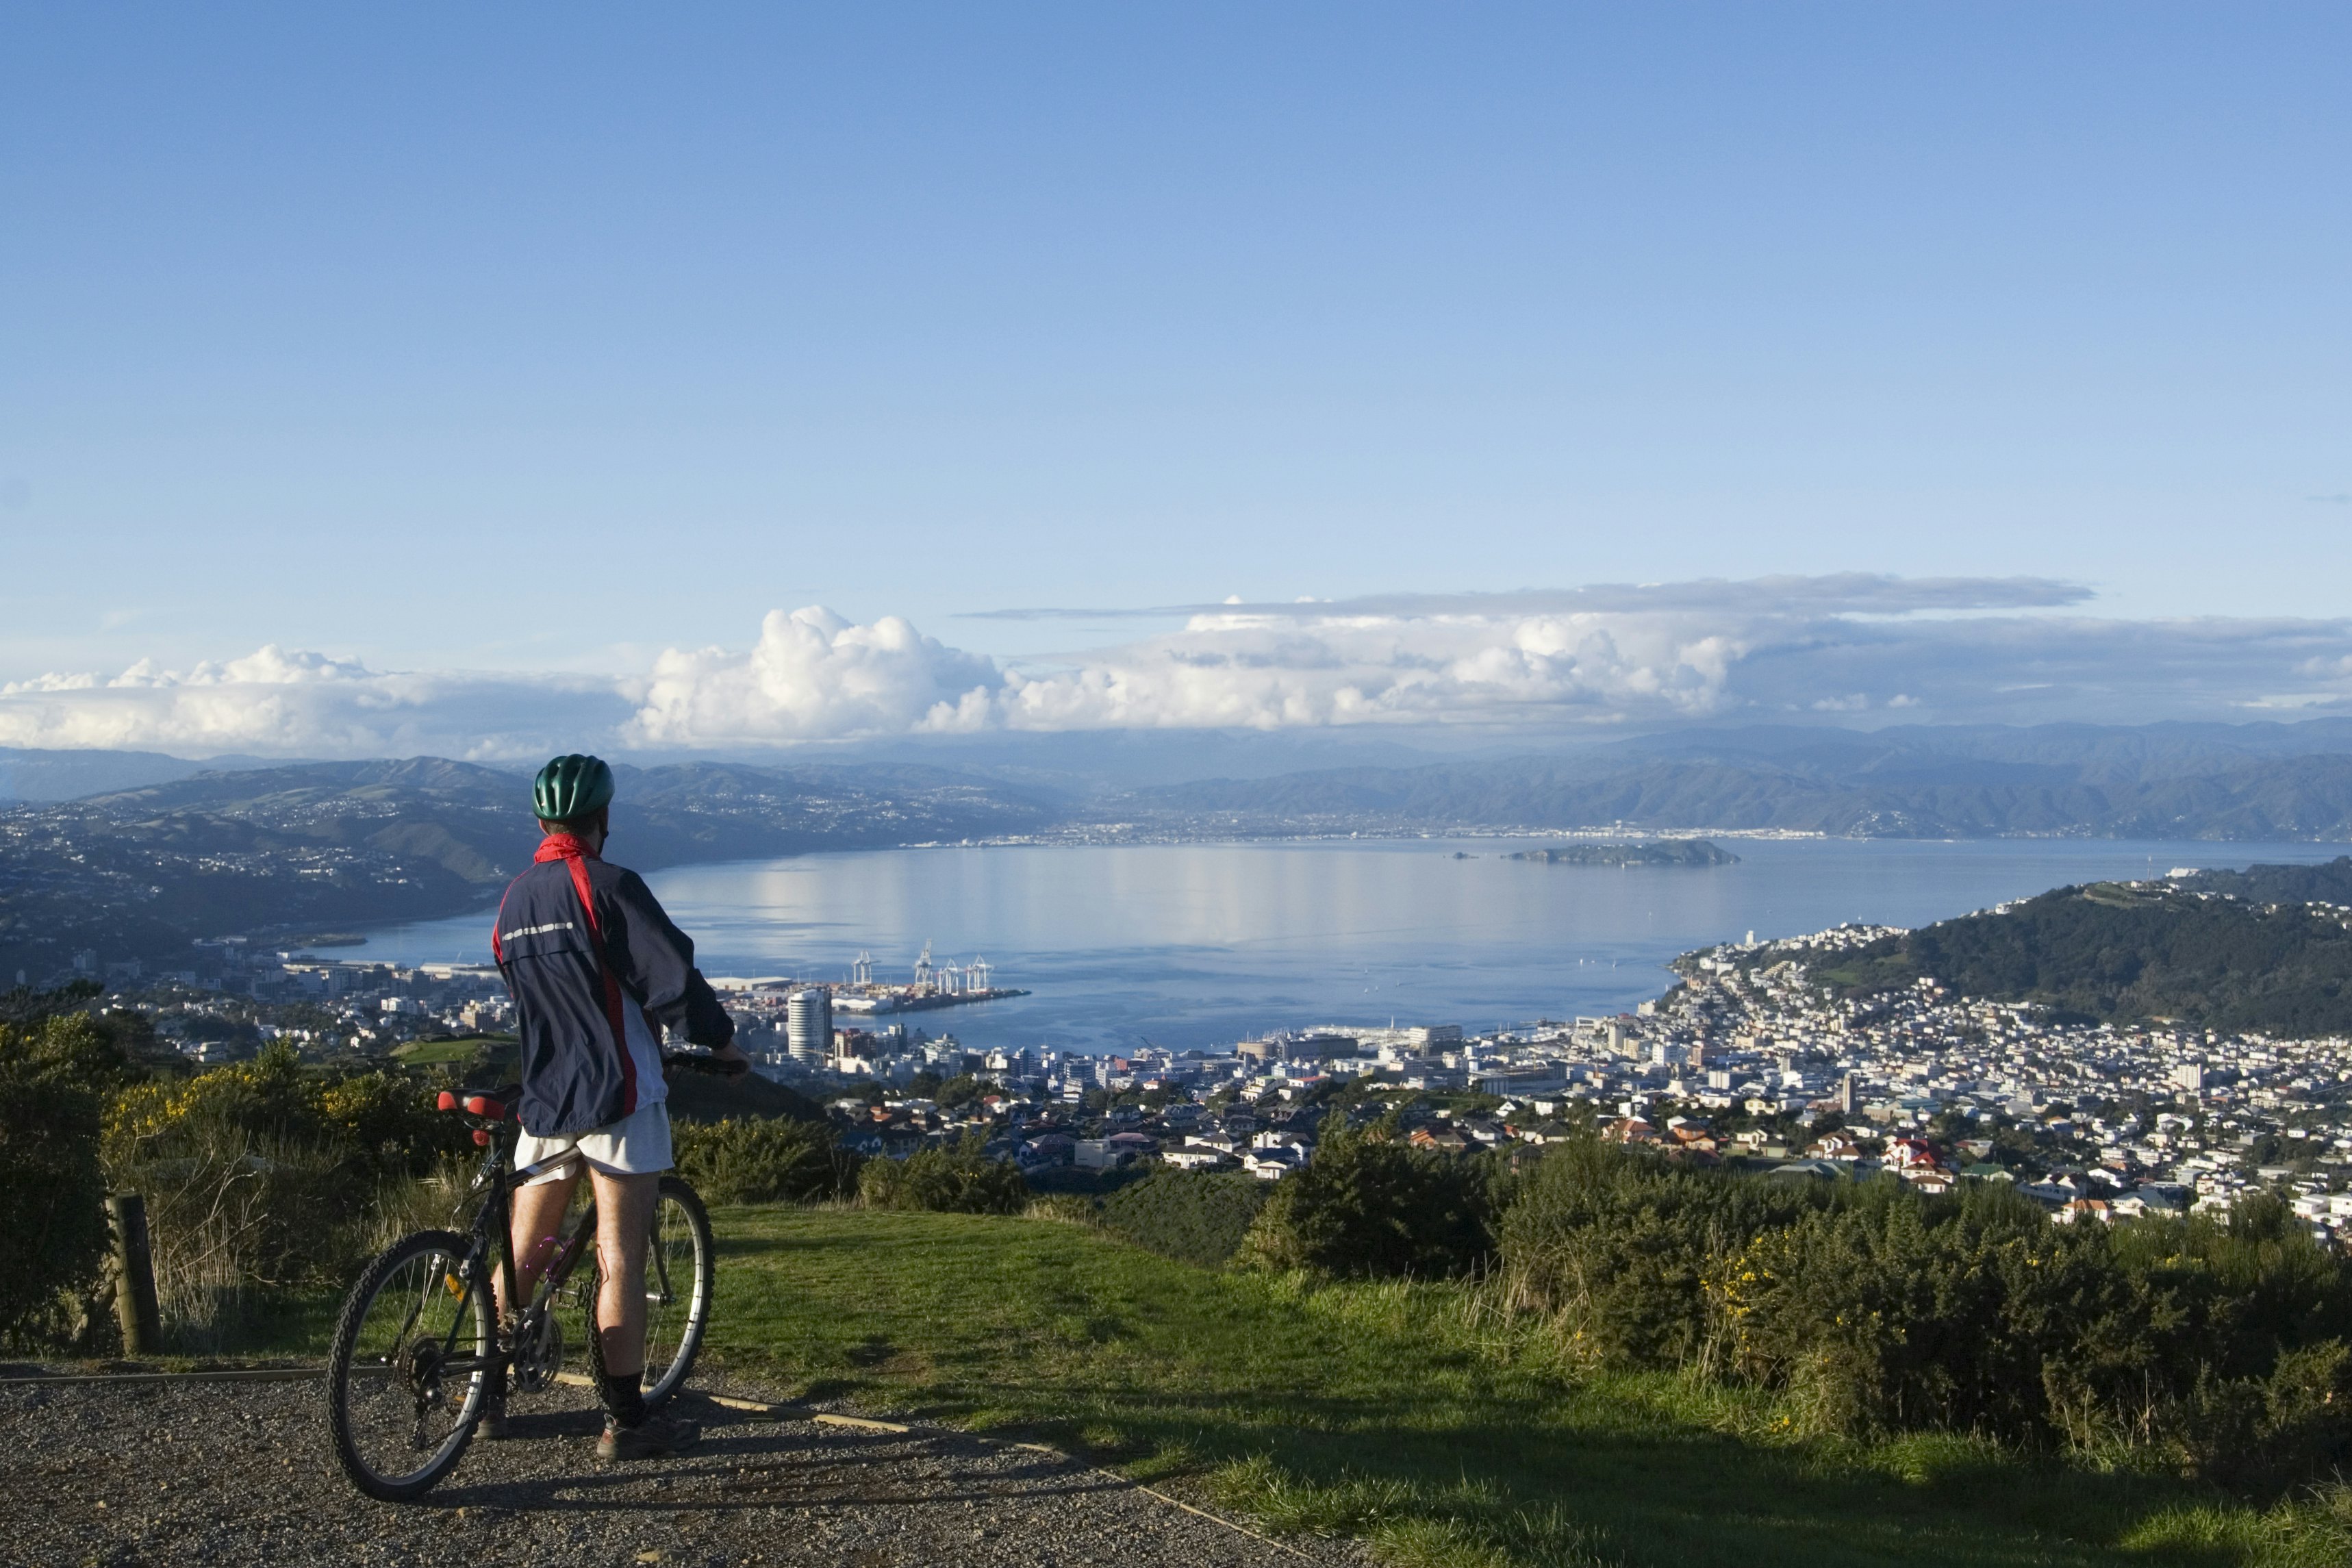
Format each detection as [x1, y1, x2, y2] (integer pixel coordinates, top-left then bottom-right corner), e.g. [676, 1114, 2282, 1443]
[533, 832, 600, 863]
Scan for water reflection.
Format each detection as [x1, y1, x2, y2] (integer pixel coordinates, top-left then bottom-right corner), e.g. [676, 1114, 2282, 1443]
[354, 837, 2352, 1054]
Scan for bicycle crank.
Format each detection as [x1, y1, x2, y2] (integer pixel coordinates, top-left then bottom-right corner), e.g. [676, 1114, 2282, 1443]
[507, 1306, 566, 1393]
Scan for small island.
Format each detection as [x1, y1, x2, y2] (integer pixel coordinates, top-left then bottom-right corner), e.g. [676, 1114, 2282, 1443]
[1508, 839, 1739, 867]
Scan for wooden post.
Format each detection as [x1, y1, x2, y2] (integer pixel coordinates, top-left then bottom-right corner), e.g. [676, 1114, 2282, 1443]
[107, 1194, 162, 1356]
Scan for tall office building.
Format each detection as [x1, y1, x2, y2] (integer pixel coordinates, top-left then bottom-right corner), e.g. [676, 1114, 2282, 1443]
[785, 988, 833, 1067]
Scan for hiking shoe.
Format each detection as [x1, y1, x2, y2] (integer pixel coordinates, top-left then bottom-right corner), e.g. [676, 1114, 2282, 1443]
[477, 1375, 512, 1440]
[598, 1409, 700, 1460]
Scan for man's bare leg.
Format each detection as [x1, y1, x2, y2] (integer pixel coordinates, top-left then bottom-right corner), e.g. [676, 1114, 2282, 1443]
[589, 1167, 659, 1392]
[587, 1168, 698, 1456]
[478, 1166, 581, 1435]
[503, 1169, 583, 1318]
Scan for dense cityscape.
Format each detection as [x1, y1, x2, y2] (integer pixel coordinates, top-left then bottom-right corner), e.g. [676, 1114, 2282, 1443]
[88, 894, 2352, 1242]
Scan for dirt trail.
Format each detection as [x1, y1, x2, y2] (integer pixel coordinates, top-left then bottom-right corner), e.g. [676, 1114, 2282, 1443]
[0, 1372, 1359, 1568]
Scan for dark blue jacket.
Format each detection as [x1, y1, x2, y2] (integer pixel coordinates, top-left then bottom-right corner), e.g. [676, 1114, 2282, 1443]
[492, 834, 734, 1137]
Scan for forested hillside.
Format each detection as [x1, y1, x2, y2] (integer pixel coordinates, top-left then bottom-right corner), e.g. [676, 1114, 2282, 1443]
[2183, 855, 2352, 906]
[1794, 881, 2352, 1033]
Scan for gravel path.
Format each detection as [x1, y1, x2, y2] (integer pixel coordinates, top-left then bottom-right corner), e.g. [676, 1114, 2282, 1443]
[0, 1371, 1367, 1568]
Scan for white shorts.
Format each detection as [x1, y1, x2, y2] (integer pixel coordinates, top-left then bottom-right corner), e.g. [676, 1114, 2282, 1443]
[514, 1100, 674, 1185]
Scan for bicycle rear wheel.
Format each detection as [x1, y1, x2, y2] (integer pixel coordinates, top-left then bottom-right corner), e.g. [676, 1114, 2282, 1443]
[585, 1175, 714, 1408]
[326, 1229, 495, 1502]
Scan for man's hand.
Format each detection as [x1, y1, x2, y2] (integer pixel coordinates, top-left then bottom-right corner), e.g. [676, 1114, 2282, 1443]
[711, 1041, 753, 1080]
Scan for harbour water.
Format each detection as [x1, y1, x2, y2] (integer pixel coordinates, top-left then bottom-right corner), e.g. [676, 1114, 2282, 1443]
[351, 836, 2352, 1056]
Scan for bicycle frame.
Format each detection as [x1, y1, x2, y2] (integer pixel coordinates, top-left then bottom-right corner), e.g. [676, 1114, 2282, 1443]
[333, 1057, 730, 1500]
[423, 1125, 599, 1384]
[419, 1052, 730, 1387]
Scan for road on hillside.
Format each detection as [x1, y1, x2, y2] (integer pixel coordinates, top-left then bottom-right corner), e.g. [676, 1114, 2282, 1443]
[0, 1371, 1365, 1568]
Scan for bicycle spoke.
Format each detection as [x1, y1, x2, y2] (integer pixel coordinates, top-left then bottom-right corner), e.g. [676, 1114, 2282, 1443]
[650, 1211, 674, 1305]
[329, 1233, 491, 1499]
[639, 1182, 712, 1405]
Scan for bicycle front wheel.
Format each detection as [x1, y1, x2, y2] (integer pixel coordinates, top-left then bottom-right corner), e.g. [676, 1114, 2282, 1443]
[326, 1228, 495, 1502]
[586, 1175, 714, 1409]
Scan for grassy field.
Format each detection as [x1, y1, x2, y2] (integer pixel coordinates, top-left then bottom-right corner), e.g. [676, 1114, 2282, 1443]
[694, 1206, 2352, 1568]
[388, 1035, 514, 1067]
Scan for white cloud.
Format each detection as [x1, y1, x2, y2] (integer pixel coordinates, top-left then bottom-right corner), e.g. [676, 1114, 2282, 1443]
[6, 580, 2352, 758]
[965, 574, 2095, 623]
[0, 647, 630, 759]
[622, 607, 1002, 746]
[991, 609, 1754, 730]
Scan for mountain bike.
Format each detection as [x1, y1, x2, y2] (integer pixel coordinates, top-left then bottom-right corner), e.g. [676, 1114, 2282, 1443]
[325, 1056, 726, 1501]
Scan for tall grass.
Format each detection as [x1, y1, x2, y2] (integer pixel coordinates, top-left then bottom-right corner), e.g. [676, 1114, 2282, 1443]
[118, 1130, 367, 1350]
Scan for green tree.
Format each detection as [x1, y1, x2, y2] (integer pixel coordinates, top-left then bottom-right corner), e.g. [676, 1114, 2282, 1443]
[0, 1013, 120, 1345]
[674, 1117, 857, 1204]
[935, 1074, 999, 1111]
[1242, 1115, 1499, 1279]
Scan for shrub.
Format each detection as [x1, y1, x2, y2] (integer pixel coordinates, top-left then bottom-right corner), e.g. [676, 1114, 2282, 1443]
[1496, 1139, 2352, 1487]
[1721, 1180, 2103, 1437]
[1242, 1117, 1502, 1279]
[1712, 1180, 2352, 1480]
[105, 1043, 470, 1181]
[673, 1116, 857, 1204]
[1098, 1171, 1270, 1267]
[2175, 1340, 2352, 1490]
[100, 1043, 474, 1345]
[0, 1013, 118, 1346]
[858, 1134, 1028, 1215]
[1498, 1138, 1839, 1366]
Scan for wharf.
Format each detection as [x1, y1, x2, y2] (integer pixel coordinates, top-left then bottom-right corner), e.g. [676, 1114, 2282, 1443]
[833, 986, 1030, 1015]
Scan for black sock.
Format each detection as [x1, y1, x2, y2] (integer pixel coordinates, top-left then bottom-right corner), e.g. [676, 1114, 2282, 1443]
[602, 1370, 646, 1428]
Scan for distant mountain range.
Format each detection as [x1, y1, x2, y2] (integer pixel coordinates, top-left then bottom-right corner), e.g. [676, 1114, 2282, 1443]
[1107, 720, 2352, 839]
[10, 720, 2352, 983]
[0, 746, 279, 802]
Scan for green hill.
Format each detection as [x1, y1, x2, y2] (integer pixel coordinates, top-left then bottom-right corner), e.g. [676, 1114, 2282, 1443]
[2183, 855, 2352, 907]
[692, 1206, 2345, 1568]
[1803, 881, 2352, 1031]
[663, 1067, 827, 1124]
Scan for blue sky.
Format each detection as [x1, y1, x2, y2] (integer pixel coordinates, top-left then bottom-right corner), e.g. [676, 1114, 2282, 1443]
[2, 5, 2349, 755]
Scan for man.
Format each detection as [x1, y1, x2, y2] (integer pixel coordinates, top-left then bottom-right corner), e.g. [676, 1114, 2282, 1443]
[490, 753, 749, 1459]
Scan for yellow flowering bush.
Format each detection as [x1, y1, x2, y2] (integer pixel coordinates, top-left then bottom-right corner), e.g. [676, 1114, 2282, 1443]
[99, 1042, 473, 1343]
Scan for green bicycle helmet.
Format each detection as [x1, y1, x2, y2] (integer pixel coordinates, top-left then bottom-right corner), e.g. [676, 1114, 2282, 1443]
[531, 753, 615, 822]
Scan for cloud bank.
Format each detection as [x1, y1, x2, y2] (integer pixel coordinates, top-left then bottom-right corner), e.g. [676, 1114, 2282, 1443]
[5, 577, 2352, 759]
[625, 607, 1000, 746]
[0, 646, 632, 759]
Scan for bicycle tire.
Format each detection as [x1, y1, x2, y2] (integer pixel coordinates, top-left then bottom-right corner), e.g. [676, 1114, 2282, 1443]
[583, 1175, 715, 1410]
[325, 1228, 494, 1502]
